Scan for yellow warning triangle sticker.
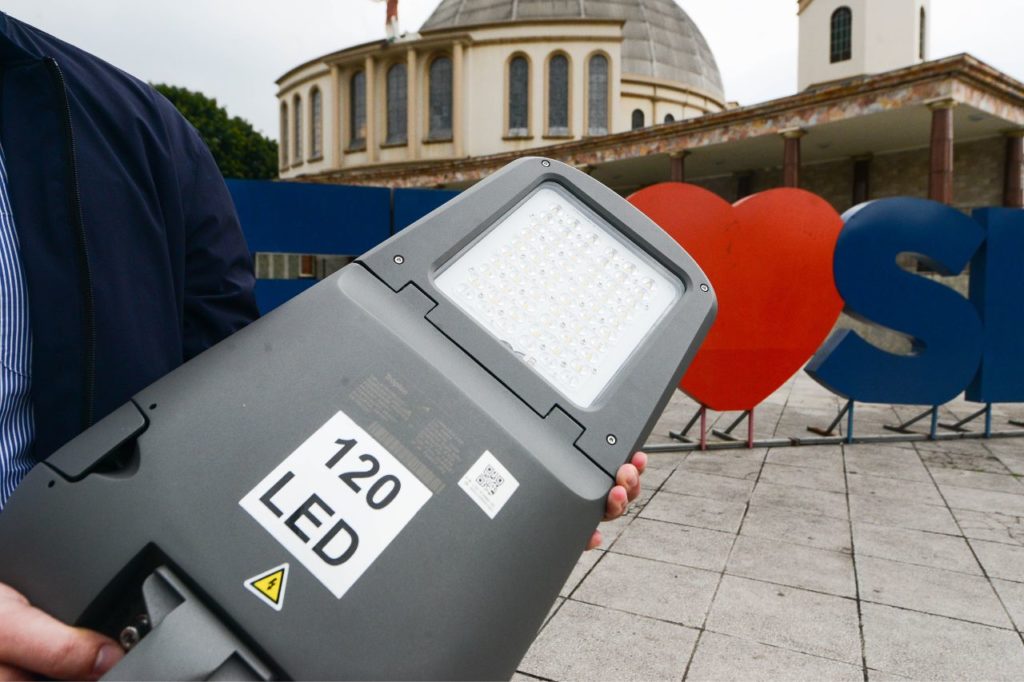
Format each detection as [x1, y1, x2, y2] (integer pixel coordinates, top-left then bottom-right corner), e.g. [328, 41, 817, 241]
[244, 563, 289, 611]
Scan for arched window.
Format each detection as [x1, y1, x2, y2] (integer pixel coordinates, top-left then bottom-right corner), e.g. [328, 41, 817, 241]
[293, 95, 303, 162]
[664, 113, 675, 124]
[631, 109, 645, 130]
[547, 53, 569, 136]
[508, 55, 529, 137]
[387, 63, 408, 144]
[310, 88, 323, 158]
[428, 56, 453, 140]
[919, 7, 927, 60]
[350, 71, 366, 148]
[587, 54, 609, 136]
[830, 7, 852, 63]
[279, 101, 289, 167]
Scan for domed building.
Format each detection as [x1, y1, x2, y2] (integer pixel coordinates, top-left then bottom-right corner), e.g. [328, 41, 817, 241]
[276, 0, 727, 186]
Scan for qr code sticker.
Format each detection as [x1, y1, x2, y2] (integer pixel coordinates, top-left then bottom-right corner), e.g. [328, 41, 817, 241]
[475, 465, 505, 495]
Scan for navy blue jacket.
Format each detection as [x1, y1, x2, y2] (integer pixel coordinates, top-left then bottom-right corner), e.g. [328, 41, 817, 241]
[0, 14, 259, 460]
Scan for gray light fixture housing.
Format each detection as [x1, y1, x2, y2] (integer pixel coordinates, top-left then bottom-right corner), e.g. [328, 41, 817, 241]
[0, 158, 715, 680]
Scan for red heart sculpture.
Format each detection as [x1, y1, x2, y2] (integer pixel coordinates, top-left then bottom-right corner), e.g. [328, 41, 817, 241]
[629, 183, 845, 411]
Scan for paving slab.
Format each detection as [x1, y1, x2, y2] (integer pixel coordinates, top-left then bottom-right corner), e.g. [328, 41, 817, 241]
[851, 523, 981, 575]
[991, 578, 1024, 632]
[969, 538, 1024, 582]
[992, 451, 1024, 476]
[685, 631, 863, 682]
[640, 490, 748, 533]
[846, 472, 944, 506]
[917, 449, 1012, 475]
[750, 481, 848, 520]
[939, 484, 1024, 517]
[519, 600, 698, 682]
[705, 575, 862, 665]
[856, 555, 1012, 628]
[661, 470, 755, 503]
[765, 447, 845, 471]
[741, 503, 852, 553]
[678, 451, 766, 481]
[927, 468, 1024, 494]
[593, 512, 632, 548]
[559, 549, 603, 598]
[848, 494, 959, 535]
[844, 449, 931, 482]
[573, 553, 719, 627]
[950, 508, 1024, 546]
[610, 517, 734, 572]
[862, 602, 1024, 680]
[758, 462, 846, 493]
[726, 534, 855, 597]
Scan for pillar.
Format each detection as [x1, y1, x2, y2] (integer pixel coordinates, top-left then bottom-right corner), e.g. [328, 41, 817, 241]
[1004, 129, 1023, 208]
[364, 55, 377, 162]
[669, 151, 688, 183]
[852, 154, 872, 206]
[928, 99, 956, 205]
[407, 48, 419, 160]
[453, 42, 464, 157]
[781, 129, 806, 188]
[330, 64, 342, 167]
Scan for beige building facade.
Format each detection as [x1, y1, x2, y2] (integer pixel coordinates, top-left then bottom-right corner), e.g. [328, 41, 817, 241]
[277, 0, 727, 181]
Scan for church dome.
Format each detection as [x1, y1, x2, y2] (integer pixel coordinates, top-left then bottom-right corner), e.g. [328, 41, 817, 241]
[421, 0, 725, 102]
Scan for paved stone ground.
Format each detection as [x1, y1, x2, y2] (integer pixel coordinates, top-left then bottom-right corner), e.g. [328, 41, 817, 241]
[515, 374, 1024, 681]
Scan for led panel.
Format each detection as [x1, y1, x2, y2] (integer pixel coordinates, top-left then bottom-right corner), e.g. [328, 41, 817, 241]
[435, 184, 681, 407]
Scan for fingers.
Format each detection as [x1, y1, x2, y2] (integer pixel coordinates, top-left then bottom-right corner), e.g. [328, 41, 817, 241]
[0, 664, 31, 682]
[616, 463, 641, 503]
[0, 585, 123, 681]
[586, 530, 603, 551]
[603, 484, 628, 521]
[631, 450, 648, 475]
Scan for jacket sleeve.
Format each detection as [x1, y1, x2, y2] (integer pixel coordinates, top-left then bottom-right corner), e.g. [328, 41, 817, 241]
[179, 131, 260, 361]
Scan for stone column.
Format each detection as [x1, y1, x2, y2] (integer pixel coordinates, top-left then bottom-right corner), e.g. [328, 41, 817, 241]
[1004, 129, 1023, 208]
[852, 154, 872, 206]
[453, 42, 465, 157]
[669, 151, 688, 183]
[330, 64, 342, 168]
[407, 48, 419, 160]
[928, 99, 956, 204]
[781, 129, 806, 188]
[365, 55, 377, 163]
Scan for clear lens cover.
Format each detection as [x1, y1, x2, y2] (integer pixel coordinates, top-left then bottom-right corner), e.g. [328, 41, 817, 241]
[435, 184, 681, 407]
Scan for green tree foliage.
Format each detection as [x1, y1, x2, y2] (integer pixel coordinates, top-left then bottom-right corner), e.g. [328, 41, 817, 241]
[153, 83, 279, 180]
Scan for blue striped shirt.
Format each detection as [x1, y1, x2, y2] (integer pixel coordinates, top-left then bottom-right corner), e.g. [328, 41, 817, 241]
[0, 142, 35, 511]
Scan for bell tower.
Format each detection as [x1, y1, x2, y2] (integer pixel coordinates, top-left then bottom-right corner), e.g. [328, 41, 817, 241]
[797, 0, 931, 91]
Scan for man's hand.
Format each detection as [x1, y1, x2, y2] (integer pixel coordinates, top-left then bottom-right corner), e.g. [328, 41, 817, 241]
[0, 582, 123, 681]
[587, 451, 647, 550]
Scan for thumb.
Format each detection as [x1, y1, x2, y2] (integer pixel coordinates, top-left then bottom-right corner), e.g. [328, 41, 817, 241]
[0, 583, 124, 680]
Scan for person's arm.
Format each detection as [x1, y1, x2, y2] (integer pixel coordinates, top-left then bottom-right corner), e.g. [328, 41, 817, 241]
[179, 137, 260, 361]
[0, 583, 122, 681]
[588, 451, 646, 550]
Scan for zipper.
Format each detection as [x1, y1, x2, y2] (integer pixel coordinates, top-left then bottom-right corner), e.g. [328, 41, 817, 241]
[45, 57, 96, 429]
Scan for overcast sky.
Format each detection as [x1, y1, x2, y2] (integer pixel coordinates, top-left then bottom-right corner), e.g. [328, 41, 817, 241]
[3, 1, 1022, 140]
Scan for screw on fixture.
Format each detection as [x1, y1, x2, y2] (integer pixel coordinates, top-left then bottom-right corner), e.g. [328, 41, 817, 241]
[541, 160, 551, 167]
[606, 434, 617, 445]
[699, 283, 709, 292]
[393, 255, 405, 265]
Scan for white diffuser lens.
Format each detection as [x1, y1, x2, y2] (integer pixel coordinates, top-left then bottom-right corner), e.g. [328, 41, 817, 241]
[435, 184, 680, 407]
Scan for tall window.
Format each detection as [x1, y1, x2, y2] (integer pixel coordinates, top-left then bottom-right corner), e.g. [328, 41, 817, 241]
[631, 109, 645, 130]
[293, 95, 303, 162]
[350, 71, 366, 148]
[428, 56, 453, 140]
[548, 53, 569, 136]
[280, 102, 289, 167]
[508, 55, 529, 137]
[310, 88, 323, 158]
[830, 7, 852, 63]
[919, 7, 927, 60]
[387, 63, 408, 144]
[587, 54, 609, 136]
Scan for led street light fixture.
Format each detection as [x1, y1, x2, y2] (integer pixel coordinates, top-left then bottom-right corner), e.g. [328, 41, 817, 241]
[0, 158, 715, 681]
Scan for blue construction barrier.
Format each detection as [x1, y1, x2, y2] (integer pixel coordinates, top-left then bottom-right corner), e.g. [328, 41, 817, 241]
[227, 179, 459, 313]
